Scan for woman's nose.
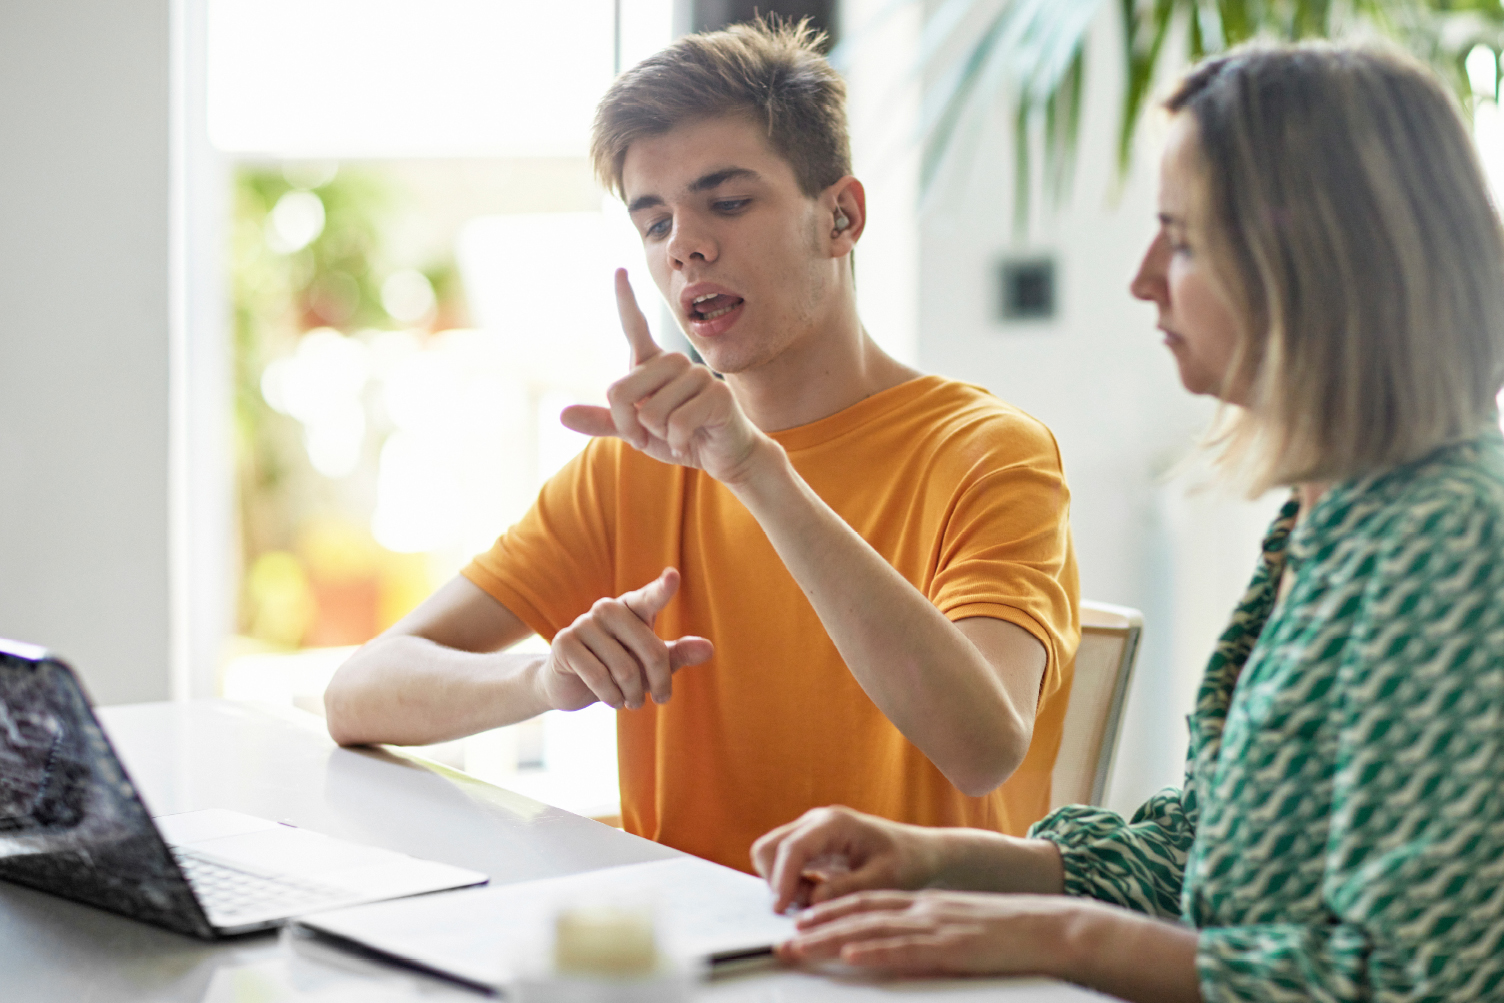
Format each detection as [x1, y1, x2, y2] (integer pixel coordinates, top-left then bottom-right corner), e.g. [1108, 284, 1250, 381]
[1130, 231, 1169, 304]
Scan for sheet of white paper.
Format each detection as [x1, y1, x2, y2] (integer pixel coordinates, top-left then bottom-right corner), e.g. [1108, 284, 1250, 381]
[297, 856, 796, 989]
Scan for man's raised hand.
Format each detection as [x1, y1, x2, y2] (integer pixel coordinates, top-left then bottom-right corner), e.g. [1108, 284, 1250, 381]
[534, 567, 714, 713]
[560, 269, 767, 486]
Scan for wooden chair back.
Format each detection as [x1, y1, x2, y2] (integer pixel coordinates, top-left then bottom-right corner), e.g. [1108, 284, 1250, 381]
[1049, 601, 1144, 810]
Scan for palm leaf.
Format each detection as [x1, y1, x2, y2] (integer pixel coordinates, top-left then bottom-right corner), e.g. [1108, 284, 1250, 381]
[889, 0, 1504, 232]
[918, 0, 1103, 227]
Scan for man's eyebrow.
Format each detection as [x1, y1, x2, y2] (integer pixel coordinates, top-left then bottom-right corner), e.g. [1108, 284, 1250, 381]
[627, 167, 762, 214]
[689, 167, 760, 192]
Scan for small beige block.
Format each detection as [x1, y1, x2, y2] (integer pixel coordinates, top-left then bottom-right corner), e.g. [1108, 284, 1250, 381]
[552, 906, 658, 976]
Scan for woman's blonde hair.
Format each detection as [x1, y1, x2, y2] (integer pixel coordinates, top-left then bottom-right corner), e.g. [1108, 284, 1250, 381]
[1168, 43, 1504, 493]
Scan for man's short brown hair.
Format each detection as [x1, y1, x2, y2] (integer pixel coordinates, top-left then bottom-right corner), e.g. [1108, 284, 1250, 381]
[590, 17, 851, 199]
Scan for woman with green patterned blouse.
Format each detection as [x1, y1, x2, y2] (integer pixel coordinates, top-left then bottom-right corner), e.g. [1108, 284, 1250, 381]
[751, 43, 1504, 1002]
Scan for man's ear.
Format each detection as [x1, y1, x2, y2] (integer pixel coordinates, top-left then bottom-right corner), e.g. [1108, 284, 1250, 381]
[825, 176, 866, 255]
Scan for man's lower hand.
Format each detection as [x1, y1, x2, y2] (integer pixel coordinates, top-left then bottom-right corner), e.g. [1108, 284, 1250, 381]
[535, 567, 713, 712]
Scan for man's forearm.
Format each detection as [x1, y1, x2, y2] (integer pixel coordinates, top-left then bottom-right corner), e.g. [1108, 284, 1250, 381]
[724, 440, 1039, 795]
[324, 635, 551, 747]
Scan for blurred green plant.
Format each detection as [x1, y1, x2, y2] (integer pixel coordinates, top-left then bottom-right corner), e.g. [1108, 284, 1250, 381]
[232, 164, 459, 645]
[837, 0, 1504, 227]
[233, 166, 392, 602]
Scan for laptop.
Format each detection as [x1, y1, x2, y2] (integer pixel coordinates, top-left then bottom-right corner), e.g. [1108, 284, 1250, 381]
[0, 637, 488, 938]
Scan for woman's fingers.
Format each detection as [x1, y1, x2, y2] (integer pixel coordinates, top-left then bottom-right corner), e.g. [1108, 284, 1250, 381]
[781, 909, 932, 961]
[751, 818, 801, 882]
[767, 813, 854, 912]
[838, 934, 952, 972]
[754, 806, 908, 913]
[780, 890, 1068, 978]
[797, 890, 919, 928]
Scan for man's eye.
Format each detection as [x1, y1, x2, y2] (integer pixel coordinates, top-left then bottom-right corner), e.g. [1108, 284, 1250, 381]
[714, 199, 750, 213]
[645, 218, 671, 239]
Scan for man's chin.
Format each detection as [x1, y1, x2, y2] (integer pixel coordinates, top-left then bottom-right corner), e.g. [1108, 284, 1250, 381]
[688, 330, 784, 379]
[693, 347, 758, 378]
[686, 340, 733, 374]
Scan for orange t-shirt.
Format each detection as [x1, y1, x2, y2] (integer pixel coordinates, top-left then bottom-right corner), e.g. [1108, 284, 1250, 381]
[464, 375, 1079, 872]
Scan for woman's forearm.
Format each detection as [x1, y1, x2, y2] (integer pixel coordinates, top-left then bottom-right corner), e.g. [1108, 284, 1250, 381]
[924, 829, 1066, 895]
[1056, 904, 1202, 1003]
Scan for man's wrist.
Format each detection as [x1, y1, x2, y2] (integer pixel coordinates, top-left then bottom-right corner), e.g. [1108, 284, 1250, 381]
[719, 433, 790, 496]
[522, 651, 556, 711]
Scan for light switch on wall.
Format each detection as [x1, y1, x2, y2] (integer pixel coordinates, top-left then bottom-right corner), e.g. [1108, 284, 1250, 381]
[998, 257, 1057, 323]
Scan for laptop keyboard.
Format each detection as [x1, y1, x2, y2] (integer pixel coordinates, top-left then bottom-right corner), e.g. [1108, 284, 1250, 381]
[172, 847, 351, 924]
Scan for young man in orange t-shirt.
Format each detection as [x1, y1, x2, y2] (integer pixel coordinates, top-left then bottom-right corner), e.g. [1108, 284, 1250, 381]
[324, 19, 1079, 873]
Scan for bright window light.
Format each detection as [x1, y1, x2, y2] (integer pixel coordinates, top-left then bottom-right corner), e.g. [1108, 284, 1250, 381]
[208, 0, 617, 156]
[1468, 44, 1498, 101]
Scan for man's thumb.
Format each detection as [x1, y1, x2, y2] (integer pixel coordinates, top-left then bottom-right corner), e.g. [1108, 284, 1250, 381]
[667, 636, 714, 671]
[623, 567, 680, 625]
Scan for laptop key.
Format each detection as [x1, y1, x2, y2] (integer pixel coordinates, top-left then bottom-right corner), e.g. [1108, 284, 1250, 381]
[172, 847, 352, 922]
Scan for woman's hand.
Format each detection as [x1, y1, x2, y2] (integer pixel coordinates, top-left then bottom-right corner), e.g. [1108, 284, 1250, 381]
[780, 888, 1205, 1003]
[777, 889, 1080, 976]
[752, 805, 1067, 913]
[751, 806, 942, 913]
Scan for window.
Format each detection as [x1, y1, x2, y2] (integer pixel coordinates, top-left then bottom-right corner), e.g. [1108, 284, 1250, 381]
[210, 0, 674, 819]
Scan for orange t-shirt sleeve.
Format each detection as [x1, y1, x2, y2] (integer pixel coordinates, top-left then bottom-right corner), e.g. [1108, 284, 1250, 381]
[461, 439, 620, 640]
[928, 419, 1079, 704]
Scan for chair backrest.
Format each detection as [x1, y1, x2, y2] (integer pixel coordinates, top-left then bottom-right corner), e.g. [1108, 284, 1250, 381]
[1049, 601, 1144, 811]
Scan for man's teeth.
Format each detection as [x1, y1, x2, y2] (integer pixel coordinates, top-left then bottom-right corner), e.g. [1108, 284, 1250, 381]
[693, 293, 718, 305]
[700, 303, 736, 320]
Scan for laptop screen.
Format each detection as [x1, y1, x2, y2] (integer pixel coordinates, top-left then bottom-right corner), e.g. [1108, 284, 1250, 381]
[0, 641, 214, 938]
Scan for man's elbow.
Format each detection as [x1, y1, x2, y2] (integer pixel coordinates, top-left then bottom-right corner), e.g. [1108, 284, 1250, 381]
[322, 683, 366, 747]
[322, 655, 379, 747]
[942, 727, 1032, 798]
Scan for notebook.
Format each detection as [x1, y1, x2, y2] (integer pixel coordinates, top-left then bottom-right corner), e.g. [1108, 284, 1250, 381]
[296, 855, 797, 992]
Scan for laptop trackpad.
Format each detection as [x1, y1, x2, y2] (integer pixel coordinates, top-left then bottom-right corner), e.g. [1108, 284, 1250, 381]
[155, 809, 281, 844]
[192, 827, 403, 877]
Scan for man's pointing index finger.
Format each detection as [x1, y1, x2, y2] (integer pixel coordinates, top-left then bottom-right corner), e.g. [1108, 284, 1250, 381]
[615, 268, 661, 367]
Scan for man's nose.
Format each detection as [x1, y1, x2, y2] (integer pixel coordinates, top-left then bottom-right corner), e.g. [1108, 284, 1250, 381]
[667, 219, 717, 268]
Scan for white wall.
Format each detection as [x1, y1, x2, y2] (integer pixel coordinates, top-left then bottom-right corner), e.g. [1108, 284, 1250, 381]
[909, 4, 1283, 813]
[0, 2, 174, 704]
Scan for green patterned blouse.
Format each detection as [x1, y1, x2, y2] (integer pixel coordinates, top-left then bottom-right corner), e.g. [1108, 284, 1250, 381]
[1031, 430, 1504, 1001]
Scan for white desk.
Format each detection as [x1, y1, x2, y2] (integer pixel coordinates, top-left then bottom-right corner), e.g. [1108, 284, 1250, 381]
[0, 701, 1109, 1002]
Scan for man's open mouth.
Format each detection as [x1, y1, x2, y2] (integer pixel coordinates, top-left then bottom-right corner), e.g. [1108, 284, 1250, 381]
[689, 292, 744, 321]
